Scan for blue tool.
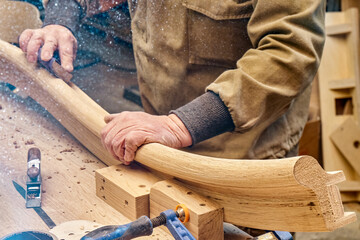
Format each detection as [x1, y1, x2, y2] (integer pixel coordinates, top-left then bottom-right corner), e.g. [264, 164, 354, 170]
[81, 204, 195, 240]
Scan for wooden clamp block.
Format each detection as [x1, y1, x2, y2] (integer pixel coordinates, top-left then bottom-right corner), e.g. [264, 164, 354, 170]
[96, 163, 161, 220]
[150, 179, 224, 240]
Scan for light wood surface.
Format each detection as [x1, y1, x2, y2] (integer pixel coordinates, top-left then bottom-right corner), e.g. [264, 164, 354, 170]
[0, 40, 356, 232]
[0, 75, 168, 238]
[318, 8, 360, 200]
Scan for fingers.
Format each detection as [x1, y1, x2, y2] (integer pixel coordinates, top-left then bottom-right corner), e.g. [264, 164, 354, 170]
[19, 29, 34, 53]
[101, 121, 144, 165]
[104, 113, 121, 124]
[101, 112, 179, 165]
[124, 134, 144, 164]
[112, 137, 126, 162]
[19, 25, 77, 72]
[101, 115, 129, 161]
[26, 31, 44, 63]
[112, 133, 144, 165]
[41, 36, 58, 61]
[58, 35, 77, 72]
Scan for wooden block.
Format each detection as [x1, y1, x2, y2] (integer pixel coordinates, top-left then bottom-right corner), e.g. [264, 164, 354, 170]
[96, 163, 161, 220]
[150, 179, 224, 240]
[331, 117, 360, 176]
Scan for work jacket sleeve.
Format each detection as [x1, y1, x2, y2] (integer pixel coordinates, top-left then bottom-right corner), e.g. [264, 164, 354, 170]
[174, 0, 325, 144]
[42, 0, 124, 33]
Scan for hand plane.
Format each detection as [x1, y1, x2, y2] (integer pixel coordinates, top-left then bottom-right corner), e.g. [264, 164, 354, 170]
[26, 147, 42, 208]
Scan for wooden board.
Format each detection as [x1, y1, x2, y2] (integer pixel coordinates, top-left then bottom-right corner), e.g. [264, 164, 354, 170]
[318, 8, 360, 200]
[0, 40, 356, 232]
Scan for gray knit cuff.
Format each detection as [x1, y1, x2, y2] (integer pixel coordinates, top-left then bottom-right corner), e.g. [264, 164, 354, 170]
[43, 0, 82, 34]
[171, 91, 235, 145]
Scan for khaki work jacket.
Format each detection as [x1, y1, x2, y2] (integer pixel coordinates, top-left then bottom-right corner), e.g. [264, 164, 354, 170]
[50, 0, 326, 159]
[128, 0, 326, 159]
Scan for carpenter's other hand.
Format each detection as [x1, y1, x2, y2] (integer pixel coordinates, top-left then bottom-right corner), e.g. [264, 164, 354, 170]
[19, 25, 77, 72]
[101, 112, 192, 165]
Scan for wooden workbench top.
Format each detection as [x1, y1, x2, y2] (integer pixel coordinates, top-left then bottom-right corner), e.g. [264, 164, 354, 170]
[0, 85, 170, 239]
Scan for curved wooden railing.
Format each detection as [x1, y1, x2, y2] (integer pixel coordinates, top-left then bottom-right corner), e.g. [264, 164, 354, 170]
[0, 40, 356, 232]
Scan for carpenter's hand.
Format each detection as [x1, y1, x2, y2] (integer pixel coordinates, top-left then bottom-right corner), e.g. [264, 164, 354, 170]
[19, 25, 77, 72]
[101, 112, 192, 165]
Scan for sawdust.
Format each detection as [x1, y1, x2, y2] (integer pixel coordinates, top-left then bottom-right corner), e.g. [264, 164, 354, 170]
[13, 141, 20, 149]
[60, 148, 75, 153]
[82, 159, 96, 163]
[25, 139, 35, 145]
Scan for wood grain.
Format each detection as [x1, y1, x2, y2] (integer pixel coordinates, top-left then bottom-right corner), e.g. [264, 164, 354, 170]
[0, 40, 356, 232]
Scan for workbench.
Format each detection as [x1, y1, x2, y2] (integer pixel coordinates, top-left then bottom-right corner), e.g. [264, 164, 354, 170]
[0, 84, 170, 239]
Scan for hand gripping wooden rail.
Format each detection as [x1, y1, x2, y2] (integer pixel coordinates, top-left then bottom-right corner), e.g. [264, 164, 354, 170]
[0, 40, 356, 232]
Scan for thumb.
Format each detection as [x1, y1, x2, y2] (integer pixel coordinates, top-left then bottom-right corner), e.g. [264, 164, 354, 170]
[104, 114, 120, 123]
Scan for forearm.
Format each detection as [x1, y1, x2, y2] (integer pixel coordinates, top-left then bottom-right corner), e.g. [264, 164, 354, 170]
[42, 0, 125, 33]
[43, 0, 82, 34]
